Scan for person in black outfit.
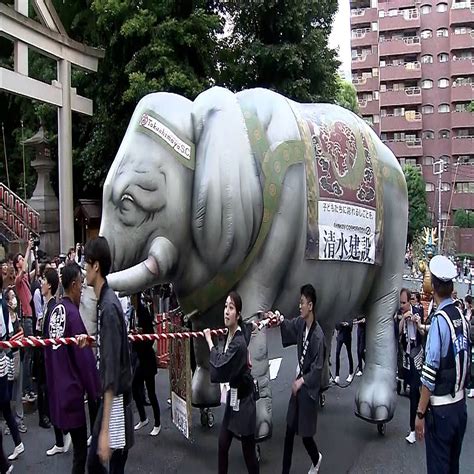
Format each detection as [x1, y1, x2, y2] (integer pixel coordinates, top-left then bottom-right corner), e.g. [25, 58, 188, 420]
[204, 291, 259, 474]
[132, 294, 161, 436]
[334, 321, 354, 384]
[354, 317, 366, 376]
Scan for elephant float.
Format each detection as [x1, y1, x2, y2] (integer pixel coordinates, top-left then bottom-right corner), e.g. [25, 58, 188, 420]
[100, 86, 408, 439]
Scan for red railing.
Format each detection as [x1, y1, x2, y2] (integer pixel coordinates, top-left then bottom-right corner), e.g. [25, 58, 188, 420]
[0, 182, 39, 241]
[155, 312, 184, 368]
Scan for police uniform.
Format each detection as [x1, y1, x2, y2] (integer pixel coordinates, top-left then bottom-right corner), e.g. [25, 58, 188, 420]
[420, 256, 470, 474]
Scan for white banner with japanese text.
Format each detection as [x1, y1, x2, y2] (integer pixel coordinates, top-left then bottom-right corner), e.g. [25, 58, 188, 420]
[319, 200, 376, 264]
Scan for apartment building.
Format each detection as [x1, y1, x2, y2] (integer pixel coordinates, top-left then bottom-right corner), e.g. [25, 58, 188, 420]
[350, 0, 474, 229]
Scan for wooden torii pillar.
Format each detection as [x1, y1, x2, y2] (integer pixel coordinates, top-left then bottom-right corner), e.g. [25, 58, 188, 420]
[0, 0, 104, 252]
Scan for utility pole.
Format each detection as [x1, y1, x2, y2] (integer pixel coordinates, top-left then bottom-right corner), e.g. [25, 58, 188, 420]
[433, 160, 445, 254]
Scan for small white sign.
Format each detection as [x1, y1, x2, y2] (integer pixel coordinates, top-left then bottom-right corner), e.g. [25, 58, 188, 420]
[269, 358, 282, 380]
[139, 113, 192, 160]
[319, 200, 376, 264]
[171, 391, 190, 439]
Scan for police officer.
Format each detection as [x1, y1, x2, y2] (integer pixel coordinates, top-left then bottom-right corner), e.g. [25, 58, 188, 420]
[415, 255, 470, 474]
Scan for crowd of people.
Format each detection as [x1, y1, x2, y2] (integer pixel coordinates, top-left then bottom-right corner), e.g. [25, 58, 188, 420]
[0, 236, 472, 474]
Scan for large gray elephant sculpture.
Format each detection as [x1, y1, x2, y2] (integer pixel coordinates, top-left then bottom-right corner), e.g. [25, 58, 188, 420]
[101, 86, 408, 439]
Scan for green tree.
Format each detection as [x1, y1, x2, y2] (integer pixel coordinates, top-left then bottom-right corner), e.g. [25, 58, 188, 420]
[468, 100, 474, 113]
[454, 209, 474, 228]
[219, 0, 340, 103]
[403, 165, 429, 241]
[335, 76, 359, 114]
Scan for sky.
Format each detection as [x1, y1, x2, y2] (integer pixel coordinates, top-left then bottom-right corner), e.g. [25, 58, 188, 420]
[329, 0, 352, 81]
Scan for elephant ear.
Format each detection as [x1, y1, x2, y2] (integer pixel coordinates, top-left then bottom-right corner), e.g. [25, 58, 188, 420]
[191, 87, 263, 273]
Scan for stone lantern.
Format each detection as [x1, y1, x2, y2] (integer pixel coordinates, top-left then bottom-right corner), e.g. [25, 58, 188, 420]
[24, 126, 59, 256]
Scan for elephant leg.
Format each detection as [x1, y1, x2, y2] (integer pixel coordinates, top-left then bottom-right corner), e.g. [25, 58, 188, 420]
[191, 319, 221, 408]
[247, 322, 272, 440]
[355, 285, 398, 423]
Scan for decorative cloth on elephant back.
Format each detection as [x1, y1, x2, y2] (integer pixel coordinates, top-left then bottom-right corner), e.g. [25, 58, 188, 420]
[293, 104, 384, 265]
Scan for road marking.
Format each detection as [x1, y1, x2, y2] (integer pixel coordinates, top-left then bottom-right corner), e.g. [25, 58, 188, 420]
[269, 358, 282, 380]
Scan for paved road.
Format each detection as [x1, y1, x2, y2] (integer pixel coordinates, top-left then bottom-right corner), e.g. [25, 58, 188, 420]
[7, 329, 473, 473]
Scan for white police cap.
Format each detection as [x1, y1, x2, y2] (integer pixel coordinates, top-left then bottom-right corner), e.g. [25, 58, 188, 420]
[429, 255, 457, 282]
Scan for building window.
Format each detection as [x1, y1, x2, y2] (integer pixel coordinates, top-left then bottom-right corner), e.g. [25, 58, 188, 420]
[405, 158, 418, 166]
[436, 3, 448, 13]
[442, 183, 451, 191]
[438, 53, 449, 63]
[420, 5, 432, 14]
[426, 183, 435, 192]
[423, 130, 435, 139]
[454, 27, 472, 35]
[439, 130, 450, 139]
[422, 55, 433, 63]
[438, 103, 450, 113]
[440, 155, 450, 164]
[438, 78, 450, 88]
[423, 156, 434, 165]
[421, 29, 433, 39]
[455, 103, 470, 112]
[456, 182, 474, 193]
[422, 105, 434, 114]
[436, 28, 449, 37]
[422, 79, 433, 89]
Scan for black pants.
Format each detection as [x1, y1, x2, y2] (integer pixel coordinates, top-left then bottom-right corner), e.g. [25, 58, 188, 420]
[282, 424, 319, 474]
[408, 362, 421, 432]
[335, 337, 354, 377]
[218, 426, 259, 474]
[425, 400, 467, 474]
[0, 431, 10, 474]
[357, 328, 366, 372]
[1, 402, 21, 447]
[37, 380, 49, 423]
[87, 432, 128, 474]
[70, 424, 88, 474]
[132, 371, 160, 427]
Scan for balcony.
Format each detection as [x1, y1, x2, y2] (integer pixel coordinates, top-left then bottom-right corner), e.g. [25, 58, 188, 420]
[451, 84, 474, 102]
[383, 139, 423, 158]
[381, 111, 423, 132]
[380, 87, 422, 107]
[378, 0, 416, 8]
[350, 8, 378, 25]
[352, 53, 379, 70]
[450, 32, 474, 51]
[379, 9, 420, 32]
[450, 5, 474, 25]
[452, 137, 474, 155]
[451, 59, 474, 77]
[451, 111, 474, 129]
[351, 30, 378, 47]
[353, 76, 379, 92]
[358, 99, 380, 115]
[380, 62, 422, 81]
[379, 37, 421, 56]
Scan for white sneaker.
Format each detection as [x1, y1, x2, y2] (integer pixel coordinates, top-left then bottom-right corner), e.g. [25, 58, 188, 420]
[63, 433, 72, 453]
[356, 370, 363, 377]
[46, 445, 65, 456]
[334, 376, 340, 384]
[346, 374, 354, 383]
[6, 465, 13, 473]
[87, 435, 92, 447]
[134, 418, 149, 431]
[308, 452, 323, 473]
[8, 442, 24, 461]
[405, 431, 416, 444]
[468, 389, 474, 398]
[150, 425, 161, 436]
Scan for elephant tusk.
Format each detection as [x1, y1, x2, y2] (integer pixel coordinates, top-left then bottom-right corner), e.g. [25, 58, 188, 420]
[106, 255, 160, 294]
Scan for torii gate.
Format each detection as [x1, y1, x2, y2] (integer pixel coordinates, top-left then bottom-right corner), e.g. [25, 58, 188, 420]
[0, 0, 103, 252]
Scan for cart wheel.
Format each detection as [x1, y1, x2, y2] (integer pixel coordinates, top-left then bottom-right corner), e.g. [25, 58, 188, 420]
[377, 423, 386, 436]
[200, 409, 208, 427]
[207, 410, 215, 428]
[319, 393, 326, 408]
[256, 444, 261, 463]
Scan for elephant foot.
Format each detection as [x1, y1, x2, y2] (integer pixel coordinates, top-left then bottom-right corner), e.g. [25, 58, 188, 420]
[255, 396, 272, 440]
[355, 363, 396, 423]
[191, 366, 221, 408]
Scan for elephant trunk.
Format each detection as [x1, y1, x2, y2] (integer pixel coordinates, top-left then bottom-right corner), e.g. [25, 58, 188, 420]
[106, 237, 177, 294]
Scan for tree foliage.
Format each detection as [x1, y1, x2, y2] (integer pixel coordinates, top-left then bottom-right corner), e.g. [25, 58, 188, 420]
[335, 76, 359, 114]
[403, 165, 429, 242]
[0, 0, 341, 198]
[453, 209, 474, 228]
